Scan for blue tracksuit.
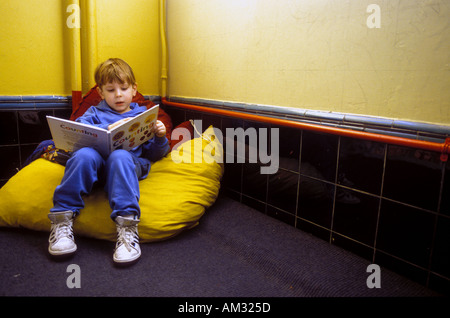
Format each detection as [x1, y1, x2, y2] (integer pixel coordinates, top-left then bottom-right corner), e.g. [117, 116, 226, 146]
[50, 100, 170, 219]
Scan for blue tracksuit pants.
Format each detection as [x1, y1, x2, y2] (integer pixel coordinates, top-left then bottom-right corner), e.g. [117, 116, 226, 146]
[50, 147, 150, 219]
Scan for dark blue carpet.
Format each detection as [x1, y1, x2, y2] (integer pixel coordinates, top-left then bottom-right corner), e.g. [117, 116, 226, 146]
[0, 195, 441, 298]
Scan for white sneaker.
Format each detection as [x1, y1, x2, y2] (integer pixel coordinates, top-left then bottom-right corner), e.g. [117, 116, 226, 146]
[113, 215, 141, 265]
[48, 211, 77, 256]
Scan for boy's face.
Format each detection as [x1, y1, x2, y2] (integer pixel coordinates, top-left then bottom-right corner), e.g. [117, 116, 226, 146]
[97, 81, 137, 114]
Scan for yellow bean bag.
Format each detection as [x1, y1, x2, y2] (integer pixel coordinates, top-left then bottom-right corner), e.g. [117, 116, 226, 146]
[0, 126, 223, 242]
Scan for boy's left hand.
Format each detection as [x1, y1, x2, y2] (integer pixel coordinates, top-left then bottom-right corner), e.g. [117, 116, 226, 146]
[153, 120, 166, 137]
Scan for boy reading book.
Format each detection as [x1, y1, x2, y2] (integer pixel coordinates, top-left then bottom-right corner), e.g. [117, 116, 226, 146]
[48, 58, 170, 265]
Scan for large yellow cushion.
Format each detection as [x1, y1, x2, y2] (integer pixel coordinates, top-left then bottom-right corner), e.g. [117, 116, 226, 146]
[0, 126, 223, 242]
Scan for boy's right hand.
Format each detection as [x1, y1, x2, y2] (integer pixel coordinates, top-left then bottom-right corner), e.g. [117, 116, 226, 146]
[108, 118, 131, 130]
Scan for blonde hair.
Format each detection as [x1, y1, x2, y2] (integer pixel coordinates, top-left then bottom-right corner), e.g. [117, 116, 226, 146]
[94, 58, 136, 87]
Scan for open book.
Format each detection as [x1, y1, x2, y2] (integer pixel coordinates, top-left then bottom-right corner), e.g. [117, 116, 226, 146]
[47, 105, 159, 157]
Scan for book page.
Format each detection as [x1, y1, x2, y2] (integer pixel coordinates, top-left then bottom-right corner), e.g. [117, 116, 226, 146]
[108, 105, 159, 152]
[47, 116, 110, 156]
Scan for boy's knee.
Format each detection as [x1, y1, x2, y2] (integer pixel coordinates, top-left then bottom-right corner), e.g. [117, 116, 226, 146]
[72, 147, 101, 160]
[108, 149, 132, 160]
[107, 149, 134, 168]
[106, 150, 149, 180]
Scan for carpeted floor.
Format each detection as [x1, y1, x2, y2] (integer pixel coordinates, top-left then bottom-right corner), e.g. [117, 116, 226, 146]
[0, 195, 442, 299]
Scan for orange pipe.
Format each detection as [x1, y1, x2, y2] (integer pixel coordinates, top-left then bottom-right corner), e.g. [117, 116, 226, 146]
[162, 98, 450, 160]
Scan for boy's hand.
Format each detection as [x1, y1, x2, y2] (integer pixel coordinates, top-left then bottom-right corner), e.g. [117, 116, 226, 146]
[108, 118, 131, 130]
[153, 120, 166, 137]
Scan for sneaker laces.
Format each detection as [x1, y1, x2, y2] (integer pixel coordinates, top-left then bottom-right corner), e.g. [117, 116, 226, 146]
[116, 225, 139, 252]
[49, 220, 74, 243]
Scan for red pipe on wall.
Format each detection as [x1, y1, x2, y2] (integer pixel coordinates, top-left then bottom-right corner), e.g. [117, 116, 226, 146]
[162, 98, 450, 161]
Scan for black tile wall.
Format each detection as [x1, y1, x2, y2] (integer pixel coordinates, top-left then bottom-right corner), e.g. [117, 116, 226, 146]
[18, 110, 54, 144]
[297, 176, 334, 229]
[383, 145, 442, 212]
[301, 131, 338, 183]
[278, 127, 301, 172]
[377, 199, 435, 269]
[441, 163, 450, 217]
[338, 137, 385, 195]
[162, 104, 450, 295]
[333, 189, 380, 247]
[267, 169, 298, 214]
[432, 216, 450, 278]
[0, 108, 72, 187]
[0, 146, 20, 181]
[0, 112, 19, 145]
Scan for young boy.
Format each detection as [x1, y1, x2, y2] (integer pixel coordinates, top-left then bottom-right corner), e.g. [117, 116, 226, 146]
[48, 58, 170, 265]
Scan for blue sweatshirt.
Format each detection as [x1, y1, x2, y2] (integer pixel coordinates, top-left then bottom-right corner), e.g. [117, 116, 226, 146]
[76, 100, 170, 163]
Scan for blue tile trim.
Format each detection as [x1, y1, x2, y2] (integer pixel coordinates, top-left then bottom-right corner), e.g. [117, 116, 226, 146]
[393, 120, 450, 136]
[0, 95, 71, 110]
[343, 114, 394, 127]
[144, 95, 162, 104]
[4, 95, 448, 140]
[168, 96, 450, 141]
[0, 95, 162, 110]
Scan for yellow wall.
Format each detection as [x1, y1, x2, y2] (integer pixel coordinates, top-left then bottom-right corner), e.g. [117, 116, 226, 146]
[167, 0, 450, 126]
[0, 0, 160, 96]
[0, 0, 67, 95]
[90, 0, 161, 95]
